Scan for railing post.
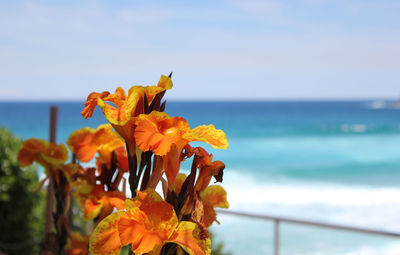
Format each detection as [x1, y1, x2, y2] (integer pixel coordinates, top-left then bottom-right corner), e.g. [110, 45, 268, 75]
[45, 106, 58, 234]
[274, 219, 280, 255]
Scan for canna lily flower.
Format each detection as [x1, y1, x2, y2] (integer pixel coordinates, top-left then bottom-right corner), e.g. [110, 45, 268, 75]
[174, 174, 229, 228]
[68, 125, 129, 190]
[194, 160, 225, 193]
[81, 75, 173, 155]
[81, 91, 110, 119]
[18, 138, 69, 177]
[65, 232, 89, 255]
[200, 185, 229, 228]
[75, 184, 126, 221]
[182, 145, 225, 193]
[66, 124, 125, 163]
[89, 189, 211, 255]
[134, 111, 228, 186]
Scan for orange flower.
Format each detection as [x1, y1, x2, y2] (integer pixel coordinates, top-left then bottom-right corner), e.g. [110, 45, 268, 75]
[182, 146, 225, 193]
[195, 160, 225, 193]
[75, 184, 126, 221]
[173, 174, 228, 228]
[134, 111, 228, 186]
[65, 232, 89, 255]
[81, 75, 173, 154]
[67, 125, 130, 185]
[200, 185, 229, 228]
[67, 124, 124, 163]
[18, 138, 68, 177]
[89, 190, 211, 255]
[81, 91, 110, 119]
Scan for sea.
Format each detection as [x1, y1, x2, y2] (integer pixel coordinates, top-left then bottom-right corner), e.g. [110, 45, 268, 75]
[1, 100, 400, 255]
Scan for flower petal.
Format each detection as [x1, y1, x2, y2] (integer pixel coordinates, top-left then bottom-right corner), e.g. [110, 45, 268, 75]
[98, 87, 144, 126]
[68, 124, 124, 164]
[134, 232, 163, 255]
[134, 112, 177, 156]
[200, 185, 229, 227]
[126, 190, 176, 222]
[39, 143, 69, 166]
[66, 127, 97, 162]
[118, 209, 147, 247]
[183, 125, 228, 150]
[18, 138, 49, 167]
[18, 138, 68, 168]
[83, 197, 103, 221]
[157, 74, 173, 90]
[81, 91, 110, 119]
[169, 221, 211, 255]
[195, 161, 225, 193]
[19, 138, 68, 169]
[201, 185, 229, 209]
[108, 196, 126, 211]
[89, 211, 124, 255]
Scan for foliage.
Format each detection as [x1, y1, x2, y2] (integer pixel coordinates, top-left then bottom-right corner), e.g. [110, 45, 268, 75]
[0, 128, 45, 255]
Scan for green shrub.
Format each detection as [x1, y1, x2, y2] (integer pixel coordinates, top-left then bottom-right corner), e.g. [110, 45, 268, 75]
[0, 128, 45, 255]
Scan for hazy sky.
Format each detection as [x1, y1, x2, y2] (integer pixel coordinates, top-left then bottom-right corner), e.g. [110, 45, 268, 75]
[0, 0, 399, 101]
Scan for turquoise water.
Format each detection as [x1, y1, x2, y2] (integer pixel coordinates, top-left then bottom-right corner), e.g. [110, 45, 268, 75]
[1, 101, 400, 254]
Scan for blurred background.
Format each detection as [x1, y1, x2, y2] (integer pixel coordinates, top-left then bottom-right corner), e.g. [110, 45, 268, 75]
[1, 0, 400, 254]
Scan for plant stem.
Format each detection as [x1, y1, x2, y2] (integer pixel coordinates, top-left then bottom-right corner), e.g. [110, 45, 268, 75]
[126, 144, 137, 197]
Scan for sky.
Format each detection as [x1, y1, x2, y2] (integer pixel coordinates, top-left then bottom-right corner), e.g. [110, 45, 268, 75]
[0, 0, 399, 101]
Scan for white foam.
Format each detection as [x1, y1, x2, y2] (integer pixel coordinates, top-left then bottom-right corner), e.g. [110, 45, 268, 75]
[224, 170, 400, 207]
[219, 170, 400, 231]
[346, 243, 400, 255]
[366, 101, 386, 110]
[210, 170, 400, 254]
[341, 124, 367, 133]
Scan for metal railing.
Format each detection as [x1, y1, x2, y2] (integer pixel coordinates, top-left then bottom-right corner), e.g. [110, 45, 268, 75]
[216, 209, 400, 255]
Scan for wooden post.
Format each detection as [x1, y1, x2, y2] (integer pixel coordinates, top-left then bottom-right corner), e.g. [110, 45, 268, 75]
[44, 106, 58, 235]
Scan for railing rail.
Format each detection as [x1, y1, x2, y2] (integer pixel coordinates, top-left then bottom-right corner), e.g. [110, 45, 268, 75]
[216, 209, 400, 255]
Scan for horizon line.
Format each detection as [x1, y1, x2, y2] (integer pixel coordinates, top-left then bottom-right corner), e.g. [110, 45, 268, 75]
[0, 97, 397, 103]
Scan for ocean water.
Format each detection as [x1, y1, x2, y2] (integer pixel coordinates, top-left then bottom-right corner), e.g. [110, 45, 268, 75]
[1, 100, 400, 254]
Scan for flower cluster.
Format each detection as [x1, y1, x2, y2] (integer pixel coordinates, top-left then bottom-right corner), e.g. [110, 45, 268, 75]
[18, 74, 229, 255]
